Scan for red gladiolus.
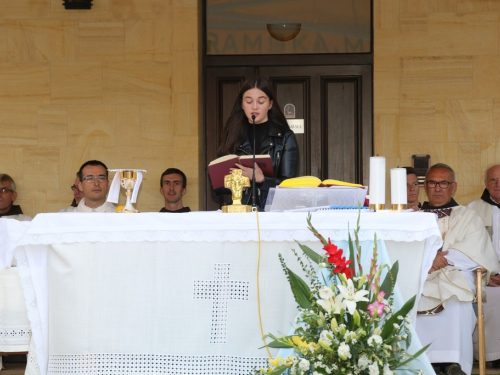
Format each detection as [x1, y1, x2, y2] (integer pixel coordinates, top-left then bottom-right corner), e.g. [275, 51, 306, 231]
[323, 239, 353, 279]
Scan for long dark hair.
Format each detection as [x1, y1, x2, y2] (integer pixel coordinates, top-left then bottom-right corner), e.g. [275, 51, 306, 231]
[218, 77, 291, 155]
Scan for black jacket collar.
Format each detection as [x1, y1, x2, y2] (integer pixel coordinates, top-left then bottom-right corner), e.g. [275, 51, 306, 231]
[480, 188, 500, 209]
[0, 205, 24, 217]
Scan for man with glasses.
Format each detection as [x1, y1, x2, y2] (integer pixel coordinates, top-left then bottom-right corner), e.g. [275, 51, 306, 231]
[416, 163, 498, 375]
[468, 164, 500, 367]
[0, 174, 30, 220]
[60, 174, 85, 212]
[67, 160, 116, 213]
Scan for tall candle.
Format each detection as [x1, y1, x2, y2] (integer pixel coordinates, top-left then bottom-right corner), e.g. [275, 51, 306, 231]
[369, 156, 386, 205]
[391, 168, 407, 205]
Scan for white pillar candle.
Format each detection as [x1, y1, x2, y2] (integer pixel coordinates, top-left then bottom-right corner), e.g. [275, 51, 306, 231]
[391, 168, 407, 205]
[369, 156, 386, 204]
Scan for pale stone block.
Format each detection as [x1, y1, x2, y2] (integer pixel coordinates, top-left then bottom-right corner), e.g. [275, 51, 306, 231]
[0, 63, 50, 103]
[8, 20, 78, 62]
[428, 13, 498, 56]
[0, 105, 38, 146]
[16, 189, 47, 218]
[173, 135, 198, 172]
[37, 105, 68, 147]
[458, 0, 500, 12]
[110, 0, 172, 18]
[173, 0, 197, 7]
[446, 100, 493, 143]
[457, 184, 481, 207]
[125, 19, 172, 61]
[0, 21, 7, 62]
[494, 100, 500, 142]
[373, 114, 399, 157]
[373, 0, 400, 31]
[400, 19, 429, 57]
[173, 93, 197, 136]
[428, 0, 459, 12]
[432, 143, 460, 171]
[51, 62, 103, 104]
[457, 143, 482, 185]
[78, 20, 124, 62]
[173, 51, 197, 94]
[140, 104, 173, 146]
[400, 100, 435, 142]
[103, 61, 172, 104]
[373, 69, 400, 115]
[435, 100, 459, 142]
[401, 56, 473, 100]
[0, 147, 23, 176]
[473, 56, 500, 100]
[173, 8, 198, 51]
[479, 142, 500, 173]
[0, 1, 50, 20]
[399, 143, 434, 164]
[24, 147, 61, 190]
[116, 104, 141, 146]
[68, 105, 116, 148]
[374, 30, 401, 69]
[400, 0, 428, 19]
[47, 188, 73, 213]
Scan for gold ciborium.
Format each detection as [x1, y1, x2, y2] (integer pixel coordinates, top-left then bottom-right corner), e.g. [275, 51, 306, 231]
[119, 170, 139, 213]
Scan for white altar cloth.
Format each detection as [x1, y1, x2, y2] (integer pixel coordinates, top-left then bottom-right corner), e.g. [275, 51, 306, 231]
[14, 211, 442, 375]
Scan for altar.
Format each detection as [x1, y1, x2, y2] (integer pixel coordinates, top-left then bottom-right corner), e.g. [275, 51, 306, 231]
[12, 211, 442, 375]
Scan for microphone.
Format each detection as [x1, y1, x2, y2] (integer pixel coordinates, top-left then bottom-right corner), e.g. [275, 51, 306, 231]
[251, 115, 258, 211]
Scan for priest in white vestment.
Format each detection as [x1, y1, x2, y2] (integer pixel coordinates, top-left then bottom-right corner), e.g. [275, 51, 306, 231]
[65, 160, 116, 213]
[416, 163, 498, 375]
[468, 164, 500, 365]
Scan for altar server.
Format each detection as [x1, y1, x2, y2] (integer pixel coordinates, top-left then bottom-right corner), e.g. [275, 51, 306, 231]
[416, 163, 498, 375]
[159, 168, 191, 213]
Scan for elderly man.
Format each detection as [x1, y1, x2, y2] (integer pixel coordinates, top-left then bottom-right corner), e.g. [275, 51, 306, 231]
[67, 160, 116, 213]
[468, 165, 500, 366]
[159, 168, 191, 213]
[416, 163, 498, 375]
[0, 174, 30, 221]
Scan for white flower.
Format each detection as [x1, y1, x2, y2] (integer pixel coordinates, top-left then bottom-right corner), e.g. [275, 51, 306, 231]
[337, 279, 369, 315]
[338, 342, 352, 360]
[367, 334, 383, 347]
[405, 316, 412, 324]
[299, 358, 310, 371]
[317, 294, 344, 314]
[368, 362, 380, 375]
[393, 323, 400, 330]
[319, 286, 334, 299]
[358, 355, 370, 370]
[383, 364, 393, 375]
[319, 330, 333, 346]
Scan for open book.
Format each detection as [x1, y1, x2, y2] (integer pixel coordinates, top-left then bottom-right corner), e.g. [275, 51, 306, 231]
[208, 154, 273, 189]
[279, 176, 363, 188]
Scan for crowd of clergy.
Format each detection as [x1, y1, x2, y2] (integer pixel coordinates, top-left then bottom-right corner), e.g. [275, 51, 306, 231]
[2, 160, 500, 375]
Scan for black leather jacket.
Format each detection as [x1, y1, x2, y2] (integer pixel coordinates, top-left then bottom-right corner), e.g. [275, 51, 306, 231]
[234, 122, 299, 209]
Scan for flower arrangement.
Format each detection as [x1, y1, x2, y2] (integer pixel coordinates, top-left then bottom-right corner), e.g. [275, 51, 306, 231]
[255, 213, 428, 375]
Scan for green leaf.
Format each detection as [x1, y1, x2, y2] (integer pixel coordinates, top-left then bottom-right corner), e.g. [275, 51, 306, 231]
[286, 267, 313, 309]
[296, 241, 323, 264]
[381, 295, 416, 339]
[398, 343, 431, 367]
[380, 261, 399, 297]
[265, 365, 289, 375]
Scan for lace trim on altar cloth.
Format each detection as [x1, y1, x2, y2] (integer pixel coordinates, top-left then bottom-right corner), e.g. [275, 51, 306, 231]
[48, 354, 270, 374]
[0, 326, 31, 345]
[16, 227, 440, 245]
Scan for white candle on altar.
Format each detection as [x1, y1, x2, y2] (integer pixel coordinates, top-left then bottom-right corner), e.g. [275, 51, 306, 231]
[391, 168, 407, 205]
[369, 156, 386, 205]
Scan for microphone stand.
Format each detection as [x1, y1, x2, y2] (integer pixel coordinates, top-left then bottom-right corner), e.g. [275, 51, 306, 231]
[251, 115, 258, 211]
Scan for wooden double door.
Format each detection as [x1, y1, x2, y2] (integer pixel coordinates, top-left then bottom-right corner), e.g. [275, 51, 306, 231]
[204, 65, 373, 211]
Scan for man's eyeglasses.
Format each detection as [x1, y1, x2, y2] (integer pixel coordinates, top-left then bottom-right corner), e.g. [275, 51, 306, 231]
[71, 184, 78, 191]
[487, 178, 500, 184]
[81, 175, 108, 184]
[0, 187, 14, 194]
[425, 180, 455, 189]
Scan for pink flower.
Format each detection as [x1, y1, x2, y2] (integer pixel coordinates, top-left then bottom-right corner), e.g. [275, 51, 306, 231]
[367, 300, 385, 318]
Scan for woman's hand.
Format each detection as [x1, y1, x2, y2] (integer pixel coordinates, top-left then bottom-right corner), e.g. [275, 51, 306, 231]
[232, 163, 265, 183]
